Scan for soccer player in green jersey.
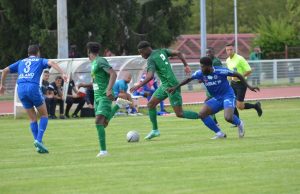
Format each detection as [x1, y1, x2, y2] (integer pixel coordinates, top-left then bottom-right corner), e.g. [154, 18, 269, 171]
[87, 42, 131, 157]
[130, 41, 199, 140]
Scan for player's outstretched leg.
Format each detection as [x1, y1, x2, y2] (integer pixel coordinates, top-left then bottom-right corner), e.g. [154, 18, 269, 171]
[145, 108, 160, 140]
[144, 96, 163, 140]
[103, 97, 132, 128]
[34, 104, 49, 153]
[224, 108, 245, 138]
[30, 121, 38, 140]
[201, 116, 226, 139]
[96, 124, 108, 157]
[200, 101, 226, 139]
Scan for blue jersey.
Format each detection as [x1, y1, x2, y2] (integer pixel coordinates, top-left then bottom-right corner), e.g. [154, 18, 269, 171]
[191, 67, 235, 99]
[113, 79, 128, 97]
[9, 56, 49, 85]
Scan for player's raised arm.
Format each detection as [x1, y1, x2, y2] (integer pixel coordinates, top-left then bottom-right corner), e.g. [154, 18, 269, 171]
[167, 77, 195, 94]
[0, 67, 10, 95]
[130, 71, 154, 93]
[232, 72, 260, 92]
[170, 50, 191, 75]
[48, 60, 68, 82]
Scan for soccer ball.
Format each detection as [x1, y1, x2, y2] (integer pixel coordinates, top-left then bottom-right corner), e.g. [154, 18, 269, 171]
[126, 131, 139, 142]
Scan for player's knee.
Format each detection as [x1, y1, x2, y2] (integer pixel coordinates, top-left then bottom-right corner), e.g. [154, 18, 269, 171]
[198, 112, 207, 120]
[236, 103, 244, 110]
[147, 101, 156, 109]
[95, 116, 103, 125]
[224, 115, 233, 123]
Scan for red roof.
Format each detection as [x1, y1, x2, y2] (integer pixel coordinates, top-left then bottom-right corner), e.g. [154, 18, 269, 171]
[169, 34, 256, 62]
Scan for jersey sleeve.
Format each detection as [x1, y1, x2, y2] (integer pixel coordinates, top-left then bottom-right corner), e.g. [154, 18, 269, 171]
[213, 58, 223, 67]
[191, 70, 202, 80]
[41, 58, 49, 69]
[163, 49, 172, 57]
[147, 58, 156, 73]
[239, 57, 251, 72]
[8, 61, 20, 73]
[98, 58, 112, 73]
[218, 67, 235, 76]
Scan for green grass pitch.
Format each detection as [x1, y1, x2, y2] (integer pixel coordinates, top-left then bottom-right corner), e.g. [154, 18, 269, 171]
[0, 99, 299, 194]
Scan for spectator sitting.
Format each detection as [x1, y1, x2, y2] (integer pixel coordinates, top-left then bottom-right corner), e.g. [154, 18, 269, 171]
[64, 78, 86, 118]
[47, 76, 65, 119]
[133, 72, 169, 115]
[113, 72, 138, 114]
[41, 70, 51, 113]
[78, 83, 94, 109]
[85, 86, 94, 109]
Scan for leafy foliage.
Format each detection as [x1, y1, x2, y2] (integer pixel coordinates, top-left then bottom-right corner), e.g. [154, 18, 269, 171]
[0, 0, 192, 68]
[254, 0, 300, 58]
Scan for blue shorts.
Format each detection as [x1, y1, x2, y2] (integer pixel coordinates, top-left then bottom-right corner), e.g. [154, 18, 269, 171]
[17, 83, 44, 109]
[205, 96, 236, 114]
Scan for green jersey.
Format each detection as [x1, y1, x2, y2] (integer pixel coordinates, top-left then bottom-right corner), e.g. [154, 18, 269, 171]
[147, 49, 179, 87]
[212, 57, 223, 67]
[91, 56, 112, 99]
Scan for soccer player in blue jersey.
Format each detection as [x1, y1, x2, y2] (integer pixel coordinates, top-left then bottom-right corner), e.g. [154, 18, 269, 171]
[0, 45, 67, 153]
[168, 56, 260, 139]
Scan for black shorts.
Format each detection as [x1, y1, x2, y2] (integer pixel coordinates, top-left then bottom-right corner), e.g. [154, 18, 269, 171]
[231, 81, 247, 102]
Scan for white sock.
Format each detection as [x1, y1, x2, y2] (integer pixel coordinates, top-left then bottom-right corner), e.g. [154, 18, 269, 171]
[100, 150, 108, 154]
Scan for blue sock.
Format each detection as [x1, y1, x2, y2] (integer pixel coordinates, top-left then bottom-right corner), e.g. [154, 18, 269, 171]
[37, 117, 48, 143]
[30, 122, 38, 140]
[160, 101, 165, 112]
[232, 115, 241, 126]
[131, 107, 137, 113]
[201, 116, 221, 133]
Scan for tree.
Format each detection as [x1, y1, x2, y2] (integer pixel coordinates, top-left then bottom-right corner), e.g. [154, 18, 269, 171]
[0, 0, 31, 69]
[0, 0, 193, 68]
[254, 0, 300, 58]
[184, 0, 287, 34]
[136, 0, 192, 49]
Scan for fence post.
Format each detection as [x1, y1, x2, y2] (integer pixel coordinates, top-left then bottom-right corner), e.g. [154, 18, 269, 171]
[273, 60, 278, 84]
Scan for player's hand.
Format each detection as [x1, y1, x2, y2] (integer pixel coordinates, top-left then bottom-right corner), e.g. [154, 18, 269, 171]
[106, 90, 114, 101]
[0, 85, 5, 96]
[249, 86, 260, 92]
[166, 87, 176, 94]
[184, 65, 192, 75]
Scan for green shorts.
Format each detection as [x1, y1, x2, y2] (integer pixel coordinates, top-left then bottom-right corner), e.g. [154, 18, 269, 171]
[152, 85, 182, 107]
[94, 96, 112, 119]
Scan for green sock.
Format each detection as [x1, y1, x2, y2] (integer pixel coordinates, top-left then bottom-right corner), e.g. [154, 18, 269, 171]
[96, 125, 106, 151]
[183, 111, 199, 119]
[149, 108, 158, 130]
